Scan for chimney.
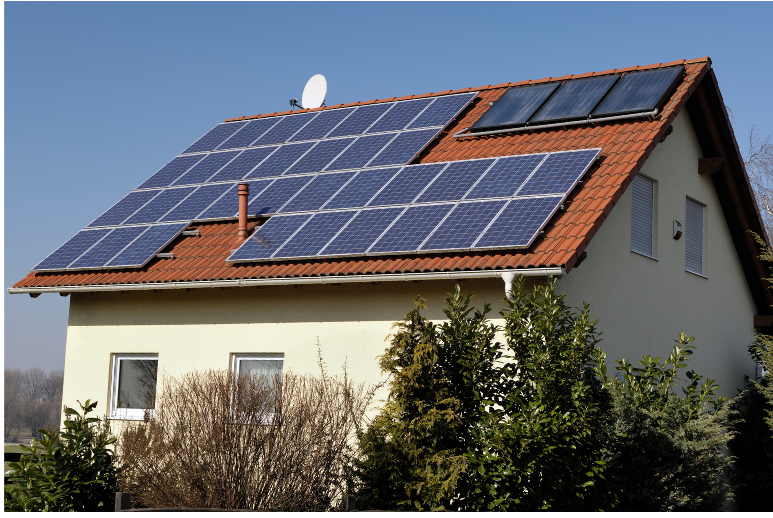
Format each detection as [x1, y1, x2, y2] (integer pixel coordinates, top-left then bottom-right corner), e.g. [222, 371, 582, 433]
[237, 183, 249, 242]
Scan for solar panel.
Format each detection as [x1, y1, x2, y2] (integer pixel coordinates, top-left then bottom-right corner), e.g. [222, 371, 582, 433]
[32, 229, 112, 271]
[319, 207, 405, 256]
[421, 200, 508, 251]
[470, 83, 559, 132]
[473, 196, 563, 249]
[530, 75, 620, 123]
[183, 122, 247, 154]
[161, 183, 233, 222]
[254, 112, 317, 145]
[227, 214, 313, 261]
[407, 93, 477, 129]
[172, 151, 241, 186]
[123, 187, 196, 225]
[366, 98, 434, 133]
[105, 222, 189, 268]
[368, 128, 441, 167]
[327, 103, 393, 138]
[368, 163, 446, 206]
[465, 154, 546, 199]
[248, 175, 315, 215]
[593, 66, 684, 117]
[272, 211, 356, 260]
[69, 226, 148, 269]
[246, 142, 315, 178]
[415, 159, 495, 203]
[517, 149, 600, 196]
[289, 109, 355, 142]
[322, 167, 401, 210]
[138, 155, 205, 189]
[325, 133, 396, 171]
[368, 204, 454, 254]
[284, 138, 354, 176]
[208, 147, 278, 182]
[278, 172, 357, 213]
[197, 180, 271, 220]
[217, 118, 279, 150]
[88, 190, 159, 227]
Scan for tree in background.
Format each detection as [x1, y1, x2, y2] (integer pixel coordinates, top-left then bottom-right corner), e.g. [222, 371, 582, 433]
[744, 127, 773, 235]
[4, 368, 63, 441]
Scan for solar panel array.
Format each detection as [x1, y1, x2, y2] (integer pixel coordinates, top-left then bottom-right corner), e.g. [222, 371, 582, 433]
[471, 66, 684, 133]
[32, 92, 478, 272]
[226, 148, 601, 263]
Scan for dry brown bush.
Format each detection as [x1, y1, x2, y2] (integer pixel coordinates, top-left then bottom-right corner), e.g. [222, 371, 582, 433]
[117, 366, 374, 510]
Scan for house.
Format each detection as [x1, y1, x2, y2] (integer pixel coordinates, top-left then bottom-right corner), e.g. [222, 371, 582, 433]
[9, 57, 771, 424]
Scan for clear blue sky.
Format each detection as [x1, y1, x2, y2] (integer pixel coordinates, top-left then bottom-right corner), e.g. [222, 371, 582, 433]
[5, 1, 773, 371]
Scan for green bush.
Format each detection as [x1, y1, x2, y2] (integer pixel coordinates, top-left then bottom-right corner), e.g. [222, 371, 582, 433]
[4, 399, 117, 512]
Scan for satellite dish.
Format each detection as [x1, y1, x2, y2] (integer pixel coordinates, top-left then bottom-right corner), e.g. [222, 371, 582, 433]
[301, 74, 327, 109]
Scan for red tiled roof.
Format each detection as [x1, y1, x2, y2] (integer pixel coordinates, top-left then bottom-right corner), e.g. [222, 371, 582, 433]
[16, 57, 758, 298]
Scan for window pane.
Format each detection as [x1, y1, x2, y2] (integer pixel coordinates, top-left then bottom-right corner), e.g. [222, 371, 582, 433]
[239, 359, 283, 380]
[117, 359, 158, 409]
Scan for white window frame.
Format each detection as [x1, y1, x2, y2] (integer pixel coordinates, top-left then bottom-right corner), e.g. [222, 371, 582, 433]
[685, 196, 707, 277]
[630, 173, 658, 260]
[231, 354, 284, 423]
[110, 354, 159, 420]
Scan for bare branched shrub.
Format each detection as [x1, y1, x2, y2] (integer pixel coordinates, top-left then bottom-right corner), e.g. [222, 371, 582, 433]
[117, 367, 374, 510]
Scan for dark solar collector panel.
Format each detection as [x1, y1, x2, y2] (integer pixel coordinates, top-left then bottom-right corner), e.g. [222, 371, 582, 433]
[592, 66, 684, 117]
[367, 128, 441, 167]
[366, 98, 434, 133]
[217, 118, 279, 150]
[138, 155, 206, 189]
[172, 151, 241, 186]
[105, 223, 189, 268]
[407, 93, 478, 129]
[88, 190, 160, 227]
[415, 159, 496, 203]
[32, 229, 112, 271]
[470, 83, 559, 132]
[278, 172, 357, 213]
[69, 226, 148, 269]
[530, 75, 620, 124]
[183, 122, 247, 154]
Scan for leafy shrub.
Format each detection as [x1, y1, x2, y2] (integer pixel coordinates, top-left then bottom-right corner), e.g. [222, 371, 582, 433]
[4, 399, 118, 512]
[117, 364, 373, 510]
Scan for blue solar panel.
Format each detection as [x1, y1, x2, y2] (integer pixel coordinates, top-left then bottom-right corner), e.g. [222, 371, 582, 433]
[32, 229, 112, 271]
[416, 159, 495, 203]
[325, 133, 396, 171]
[320, 207, 405, 256]
[161, 184, 233, 222]
[246, 142, 314, 178]
[473, 196, 562, 249]
[368, 128, 440, 167]
[123, 187, 196, 224]
[470, 83, 559, 132]
[248, 176, 315, 215]
[69, 226, 148, 269]
[272, 211, 356, 260]
[138, 155, 205, 189]
[530, 75, 620, 123]
[368, 163, 446, 206]
[106, 222, 189, 268]
[88, 190, 159, 227]
[278, 172, 357, 213]
[228, 214, 313, 261]
[289, 109, 355, 142]
[172, 151, 241, 186]
[254, 112, 317, 145]
[284, 138, 354, 176]
[593, 66, 684, 117]
[327, 104, 393, 138]
[208, 147, 278, 182]
[366, 99, 434, 133]
[197, 180, 271, 220]
[322, 167, 401, 210]
[217, 118, 279, 150]
[183, 122, 247, 154]
[407, 93, 477, 129]
[517, 149, 599, 196]
[421, 200, 507, 251]
[465, 154, 546, 199]
[368, 204, 453, 254]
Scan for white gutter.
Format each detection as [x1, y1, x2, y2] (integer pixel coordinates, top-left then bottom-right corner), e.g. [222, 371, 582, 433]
[8, 267, 566, 296]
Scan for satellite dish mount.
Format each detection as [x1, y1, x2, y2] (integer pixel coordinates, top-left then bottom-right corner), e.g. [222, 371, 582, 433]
[290, 74, 327, 110]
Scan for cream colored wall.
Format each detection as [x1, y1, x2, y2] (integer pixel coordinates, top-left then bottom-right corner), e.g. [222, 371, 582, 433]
[62, 277, 531, 425]
[559, 110, 758, 397]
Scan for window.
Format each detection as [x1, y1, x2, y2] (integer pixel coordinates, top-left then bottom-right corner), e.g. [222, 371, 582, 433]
[685, 197, 705, 275]
[232, 354, 284, 419]
[631, 174, 655, 258]
[110, 354, 158, 420]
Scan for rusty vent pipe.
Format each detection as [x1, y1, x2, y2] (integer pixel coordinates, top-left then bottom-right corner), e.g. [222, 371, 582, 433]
[237, 183, 249, 242]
